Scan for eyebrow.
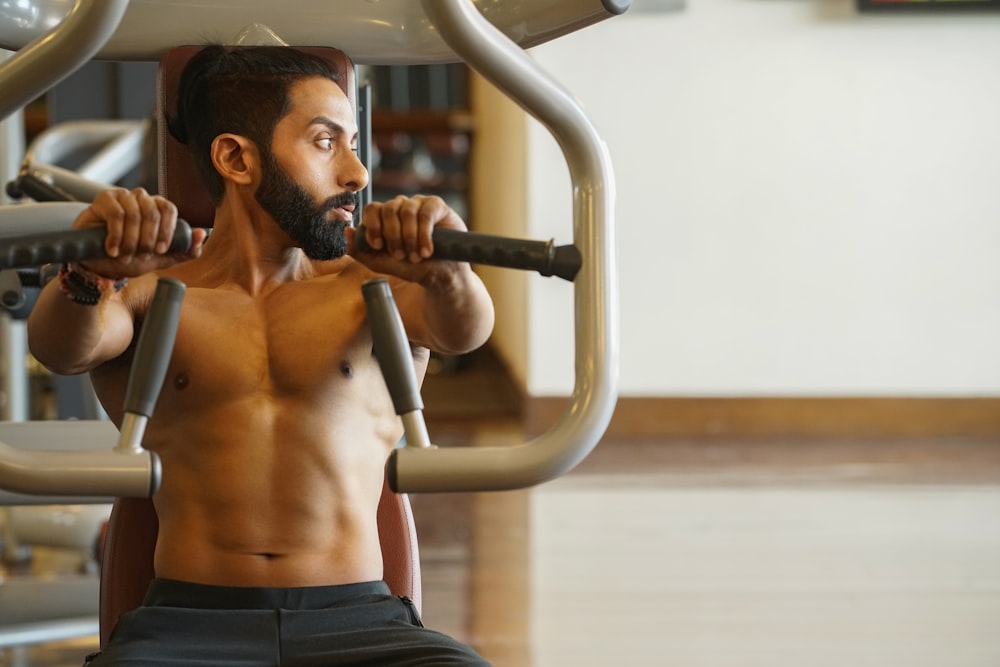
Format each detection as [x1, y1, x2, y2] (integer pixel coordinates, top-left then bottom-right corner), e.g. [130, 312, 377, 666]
[310, 116, 359, 144]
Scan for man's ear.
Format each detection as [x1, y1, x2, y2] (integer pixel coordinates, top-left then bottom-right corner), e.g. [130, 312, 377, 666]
[210, 133, 257, 187]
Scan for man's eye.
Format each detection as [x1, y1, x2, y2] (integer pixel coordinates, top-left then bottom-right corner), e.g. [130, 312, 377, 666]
[316, 137, 334, 150]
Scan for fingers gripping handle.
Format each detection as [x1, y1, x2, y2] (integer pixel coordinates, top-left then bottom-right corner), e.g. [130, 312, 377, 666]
[362, 278, 432, 449]
[0, 220, 193, 270]
[355, 225, 582, 282]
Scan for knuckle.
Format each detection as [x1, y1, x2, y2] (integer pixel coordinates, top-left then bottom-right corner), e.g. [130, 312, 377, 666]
[160, 198, 178, 216]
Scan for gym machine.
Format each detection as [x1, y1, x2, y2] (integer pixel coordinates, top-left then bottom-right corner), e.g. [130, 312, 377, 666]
[0, 0, 623, 646]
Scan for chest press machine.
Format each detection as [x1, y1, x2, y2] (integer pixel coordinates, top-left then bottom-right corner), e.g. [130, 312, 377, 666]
[0, 0, 623, 651]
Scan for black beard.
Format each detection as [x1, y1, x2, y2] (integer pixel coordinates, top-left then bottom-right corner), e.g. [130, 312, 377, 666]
[254, 150, 357, 260]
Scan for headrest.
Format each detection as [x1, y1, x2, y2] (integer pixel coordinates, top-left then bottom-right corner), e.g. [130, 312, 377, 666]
[156, 46, 356, 228]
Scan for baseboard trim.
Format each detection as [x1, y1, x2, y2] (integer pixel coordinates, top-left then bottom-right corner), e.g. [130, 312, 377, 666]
[525, 397, 1000, 438]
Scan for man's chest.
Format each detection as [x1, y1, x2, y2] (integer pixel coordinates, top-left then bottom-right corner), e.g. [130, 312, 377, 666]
[163, 283, 381, 400]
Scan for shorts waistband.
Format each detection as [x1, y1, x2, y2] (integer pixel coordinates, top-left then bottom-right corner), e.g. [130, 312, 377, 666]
[143, 578, 391, 610]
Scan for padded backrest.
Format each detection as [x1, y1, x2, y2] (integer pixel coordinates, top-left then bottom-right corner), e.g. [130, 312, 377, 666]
[100, 46, 419, 648]
[156, 45, 357, 227]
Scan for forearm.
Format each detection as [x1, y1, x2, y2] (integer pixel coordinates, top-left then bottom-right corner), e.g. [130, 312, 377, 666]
[26, 188, 201, 375]
[353, 195, 495, 353]
[416, 264, 495, 356]
[27, 279, 132, 376]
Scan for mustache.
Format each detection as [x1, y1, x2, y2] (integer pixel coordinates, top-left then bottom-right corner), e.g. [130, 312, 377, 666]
[319, 191, 360, 215]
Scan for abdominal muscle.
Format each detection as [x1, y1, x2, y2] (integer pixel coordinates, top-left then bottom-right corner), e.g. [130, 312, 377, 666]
[142, 396, 398, 588]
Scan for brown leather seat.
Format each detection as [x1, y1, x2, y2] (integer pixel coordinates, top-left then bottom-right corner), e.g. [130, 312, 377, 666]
[98, 45, 421, 649]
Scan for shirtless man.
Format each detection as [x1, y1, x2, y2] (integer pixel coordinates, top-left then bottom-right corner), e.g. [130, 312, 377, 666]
[27, 45, 494, 666]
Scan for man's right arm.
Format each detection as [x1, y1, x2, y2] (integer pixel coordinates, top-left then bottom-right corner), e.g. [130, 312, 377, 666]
[27, 274, 137, 375]
[26, 187, 205, 375]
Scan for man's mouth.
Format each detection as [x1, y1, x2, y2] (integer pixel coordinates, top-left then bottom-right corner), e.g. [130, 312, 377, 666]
[322, 193, 359, 222]
[319, 203, 354, 223]
[329, 205, 354, 222]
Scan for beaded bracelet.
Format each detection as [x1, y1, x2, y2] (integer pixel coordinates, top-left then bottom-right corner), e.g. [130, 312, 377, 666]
[57, 262, 128, 306]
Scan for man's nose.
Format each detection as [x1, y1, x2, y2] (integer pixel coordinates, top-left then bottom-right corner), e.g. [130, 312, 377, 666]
[338, 150, 369, 192]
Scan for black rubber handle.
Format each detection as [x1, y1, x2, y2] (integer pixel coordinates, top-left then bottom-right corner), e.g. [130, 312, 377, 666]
[123, 277, 186, 418]
[6, 172, 76, 203]
[362, 277, 423, 416]
[0, 220, 193, 270]
[355, 225, 582, 282]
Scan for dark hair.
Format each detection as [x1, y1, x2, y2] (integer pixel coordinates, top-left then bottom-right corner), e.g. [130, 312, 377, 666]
[167, 45, 341, 205]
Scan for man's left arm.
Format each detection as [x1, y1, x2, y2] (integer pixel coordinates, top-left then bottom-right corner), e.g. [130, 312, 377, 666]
[347, 195, 495, 355]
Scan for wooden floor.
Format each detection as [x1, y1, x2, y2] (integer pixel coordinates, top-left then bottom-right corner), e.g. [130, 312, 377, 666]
[415, 432, 1000, 667]
[3, 352, 999, 665]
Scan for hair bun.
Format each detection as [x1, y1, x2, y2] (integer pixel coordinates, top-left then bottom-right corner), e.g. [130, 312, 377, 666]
[166, 113, 188, 145]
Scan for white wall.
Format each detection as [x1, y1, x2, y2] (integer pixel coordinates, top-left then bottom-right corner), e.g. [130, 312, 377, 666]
[524, 0, 1000, 397]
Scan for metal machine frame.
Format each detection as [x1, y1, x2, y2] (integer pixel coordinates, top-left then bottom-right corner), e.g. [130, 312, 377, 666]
[0, 0, 621, 496]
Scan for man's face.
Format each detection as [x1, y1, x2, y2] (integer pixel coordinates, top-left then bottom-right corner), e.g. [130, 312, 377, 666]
[254, 148, 356, 260]
[254, 76, 367, 260]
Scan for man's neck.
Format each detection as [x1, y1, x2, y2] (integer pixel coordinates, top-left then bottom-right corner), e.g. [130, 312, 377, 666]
[198, 199, 320, 294]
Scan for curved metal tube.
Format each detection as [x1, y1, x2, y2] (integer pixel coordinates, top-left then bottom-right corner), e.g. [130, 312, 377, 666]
[0, 443, 158, 498]
[0, 0, 131, 122]
[0, 0, 627, 64]
[0, 202, 87, 237]
[389, 0, 619, 492]
[24, 119, 149, 188]
[12, 120, 147, 202]
[0, 617, 100, 650]
[0, 422, 157, 501]
[0, 279, 184, 502]
[0, 419, 164, 506]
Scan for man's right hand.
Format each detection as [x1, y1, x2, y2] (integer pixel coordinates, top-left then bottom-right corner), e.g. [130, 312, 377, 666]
[72, 187, 207, 278]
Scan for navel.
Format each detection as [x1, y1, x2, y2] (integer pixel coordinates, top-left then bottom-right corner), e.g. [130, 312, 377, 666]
[339, 360, 354, 378]
[173, 370, 190, 391]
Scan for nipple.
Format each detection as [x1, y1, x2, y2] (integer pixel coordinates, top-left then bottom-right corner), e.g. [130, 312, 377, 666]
[174, 370, 190, 391]
[339, 360, 354, 378]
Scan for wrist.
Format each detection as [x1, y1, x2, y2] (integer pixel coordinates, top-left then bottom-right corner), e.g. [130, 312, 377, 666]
[57, 262, 128, 306]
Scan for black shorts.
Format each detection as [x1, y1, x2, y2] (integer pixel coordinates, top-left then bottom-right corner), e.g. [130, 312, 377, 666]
[85, 578, 490, 666]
